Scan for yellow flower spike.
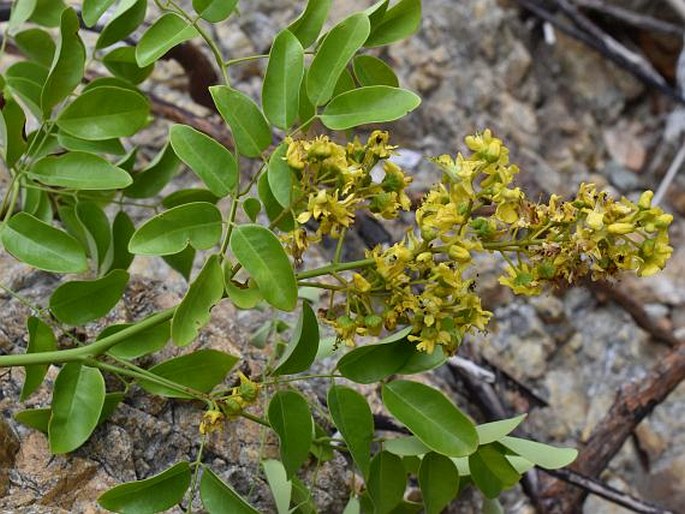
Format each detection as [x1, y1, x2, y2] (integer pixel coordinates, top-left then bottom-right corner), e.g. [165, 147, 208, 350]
[199, 409, 225, 435]
[352, 273, 372, 293]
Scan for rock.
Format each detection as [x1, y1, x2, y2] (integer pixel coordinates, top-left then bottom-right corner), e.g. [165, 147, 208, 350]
[603, 125, 647, 172]
[604, 160, 643, 191]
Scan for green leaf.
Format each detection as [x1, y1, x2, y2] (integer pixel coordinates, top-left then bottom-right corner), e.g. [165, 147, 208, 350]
[263, 30, 304, 130]
[384, 436, 430, 457]
[162, 189, 220, 209]
[320, 86, 420, 130]
[268, 390, 313, 477]
[200, 467, 259, 514]
[108, 210, 136, 272]
[14, 28, 55, 66]
[128, 202, 222, 256]
[352, 55, 399, 87]
[1, 96, 27, 167]
[29, 151, 132, 190]
[22, 186, 52, 223]
[5, 61, 49, 118]
[82, 0, 117, 27]
[243, 197, 261, 222]
[267, 143, 294, 208]
[171, 255, 224, 346]
[20, 317, 57, 401]
[49, 270, 129, 325]
[163, 246, 196, 281]
[297, 70, 315, 128]
[29, 0, 66, 27]
[290, 476, 316, 514]
[41, 8, 85, 116]
[103, 46, 155, 84]
[225, 276, 262, 310]
[75, 201, 113, 271]
[327, 385, 373, 478]
[104, 319, 171, 360]
[273, 302, 319, 375]
[468, 444, 520, 499]
[139, 349, 238, 398]
[336, 327, 445, 383]
[57, 86, 150, 141]
[210, 86, 272, 158]
[96, 0, 147, 50]
[476, 414, 527, 445]
[192, 0, 238, 23]
[499, 436, 578, 470]
[365, 0, 421, 47]
[332, 68, 356, 97]
[382, 380, 478, 457]
[136, 13, 199, 68]
[49, 363, 105, 453]
[125, 142, 180, 199]
[57, 132, 125, 155]
[258, 173, 295, 231]
[230, 224, 297, 311]
[14, 408, 50, 433]
[98, 462, 191, 513]
[367, 451, 406, 514]
[287, 0, 331, 48]
[418, 452, 459, 514]
[169, 124, 237, 197]
[262, 460, 292, 514]
[1, 212, 87, 273]
[306, 13, 370, 106]
[342, 496, 360, 514]
[8, 0, 38, 33]
[83, 76, 141, 95]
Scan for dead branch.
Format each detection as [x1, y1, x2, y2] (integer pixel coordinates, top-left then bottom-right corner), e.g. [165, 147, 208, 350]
[572, 0, 684, 37]
[540, 468, 676, 514]
[514, 0, 685, 103]
[588, 281, 680, 347]
[538, 340, 685, 513]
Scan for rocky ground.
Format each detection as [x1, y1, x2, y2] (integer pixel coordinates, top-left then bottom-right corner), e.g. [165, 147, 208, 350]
[1, 0, 684, 513]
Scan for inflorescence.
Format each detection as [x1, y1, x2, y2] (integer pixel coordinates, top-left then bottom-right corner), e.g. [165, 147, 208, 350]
[280, 130, 673, 354]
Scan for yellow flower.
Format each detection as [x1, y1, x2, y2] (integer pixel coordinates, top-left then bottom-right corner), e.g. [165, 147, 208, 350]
[352, 273, 372, 293]
[199, 410, 224, 435]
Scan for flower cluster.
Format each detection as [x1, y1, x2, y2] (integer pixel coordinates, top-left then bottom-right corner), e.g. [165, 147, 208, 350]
[285, 130, 673, 354]
[281, 131, 412, 260]
[199, 372, 260, 434]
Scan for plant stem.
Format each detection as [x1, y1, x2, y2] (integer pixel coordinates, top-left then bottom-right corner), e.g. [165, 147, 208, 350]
[295, 258, 374, 280]
[240, 411, 271, 428]
[0, 308, 175, 368]
[219, 196, 240, 255]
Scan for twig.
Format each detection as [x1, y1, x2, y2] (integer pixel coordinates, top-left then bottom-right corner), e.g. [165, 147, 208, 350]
[573, 0, 684, 36]
[666, 0, 685, 22]
[447, 355, 496, 383]
[514, 0, 685, 103]
[540, 468, 676, 514]
[538, 340, 685, 513]
[588, 281, 680, 347]
[653, 142, 685, 206]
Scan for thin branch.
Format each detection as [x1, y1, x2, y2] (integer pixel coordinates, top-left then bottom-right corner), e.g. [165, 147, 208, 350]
[573, 0, 684, 36]
[653, 142, 685, 206]
[538, 340, 685, 513]
[588, 281, 680, 347]
[514, 0, 685, 103]
[540, 468, 676, 514]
